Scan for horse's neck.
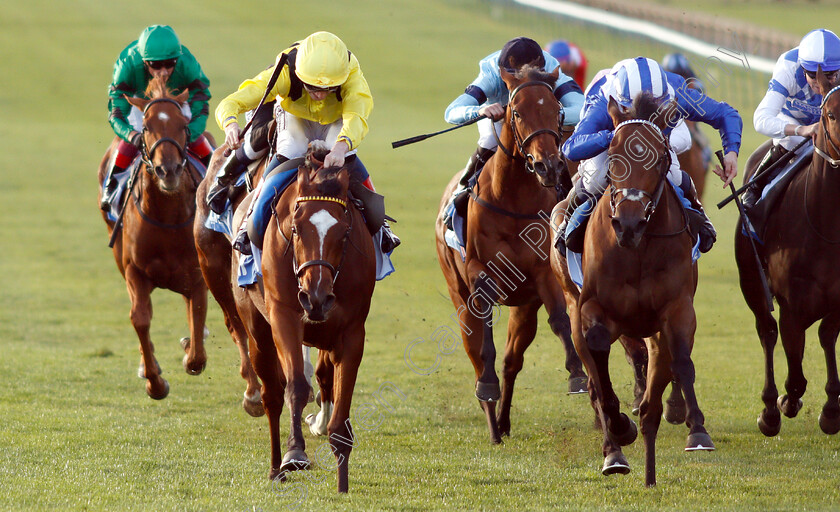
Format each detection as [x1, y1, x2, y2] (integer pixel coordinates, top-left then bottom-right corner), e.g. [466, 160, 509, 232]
[483, 129, 539, 202]
[138, 168, 194, 222]
[801, 137, 840, 231]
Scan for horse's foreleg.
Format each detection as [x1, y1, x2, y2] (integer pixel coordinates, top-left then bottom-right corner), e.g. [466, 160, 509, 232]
[778, 307, 807, 419]
[327, 331, 364, 493]
[182, 281, 208, 376]
[539, 280, 587, 394]
[580, 300, 635, 474]
[735, 228, 781, 436]
[469, 272, 501, 404]
[817, 315, 840, 434]
[639, 337, 671, 487]
[660, 300, 713, 451]
[497, 303, 539, 438]
[269, 309, 310, 476]
[125, 266, 168, 399]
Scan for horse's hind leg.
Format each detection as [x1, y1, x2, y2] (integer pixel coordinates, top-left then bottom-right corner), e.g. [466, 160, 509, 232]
[735, 226, 781, 436]
[306, 350, 334, 437]
[540, 280, 587, 394]
[777, 307, 807, 419]
[181, 282, 208, 376]
[497, 303, 539, 437]
[126, 267, 168, 399]
[619, 336, 648, 415]
[817, 315, 840, 434]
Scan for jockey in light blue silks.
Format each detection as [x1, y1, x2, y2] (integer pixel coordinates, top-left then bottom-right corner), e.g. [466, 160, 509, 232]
[559, 57, 742, 254]
[444, 37, 585, 189]
[743, 28, 840, 212]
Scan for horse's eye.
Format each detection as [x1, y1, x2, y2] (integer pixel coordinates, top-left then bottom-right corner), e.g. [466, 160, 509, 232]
[829, 112, 836, 121]
[513, 110, 521, 120]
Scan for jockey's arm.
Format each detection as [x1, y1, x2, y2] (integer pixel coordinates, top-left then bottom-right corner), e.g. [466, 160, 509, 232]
[444, 87, 486, 125]
[675, 83, 742, 163]
[561, 98, 614, 161]
[180, 48, 211, 143]
[552, 79, 584, 125]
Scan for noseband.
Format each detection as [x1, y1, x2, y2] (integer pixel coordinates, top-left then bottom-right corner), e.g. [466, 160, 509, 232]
[139, 97, 189, 173]
[816, 84, 840, 167]
[494, 81, 563, 174]
[288, 195, 352, 289]
[608, 119, 672, 224]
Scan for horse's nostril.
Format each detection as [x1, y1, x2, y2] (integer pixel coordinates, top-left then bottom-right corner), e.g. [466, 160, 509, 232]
[298, 291, 311, 313]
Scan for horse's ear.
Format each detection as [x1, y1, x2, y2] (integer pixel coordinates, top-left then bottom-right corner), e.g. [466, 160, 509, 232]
[500, 66, 515, 89]
[298, 165, 311, 189]
[174, 89, 189, 105]
[607, 96, 628, 127]
[550, 65, 560, 82]
[125, 95, 148, 110]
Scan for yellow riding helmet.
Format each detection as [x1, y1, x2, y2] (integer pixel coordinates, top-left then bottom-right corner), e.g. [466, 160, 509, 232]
[295, 31, 351, 88]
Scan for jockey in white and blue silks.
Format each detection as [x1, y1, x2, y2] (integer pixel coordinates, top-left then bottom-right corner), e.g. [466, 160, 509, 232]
[444, 37, 585, 188]
[743, 28, 840, 210]
[561, 57, 742, 253]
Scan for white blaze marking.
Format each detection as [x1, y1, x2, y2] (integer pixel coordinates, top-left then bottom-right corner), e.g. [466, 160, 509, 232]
[538, 98, 544, 105]
[158, 112, 170, 123]
[307, 209, 339, 288]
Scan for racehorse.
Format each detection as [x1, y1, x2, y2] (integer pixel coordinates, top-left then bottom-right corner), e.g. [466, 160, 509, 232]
[233, 144, 375, 493]
[435, 64, 583, 444]
[194, 148, 267, 417]
[98, 77, 209, 399]
[736, 68, 840, 437]
[553, 92, 714, 486]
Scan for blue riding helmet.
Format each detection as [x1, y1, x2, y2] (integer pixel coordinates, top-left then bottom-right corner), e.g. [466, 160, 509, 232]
[662, 53, 696, 80]
[545, 40, 571, 62]
[609, 57, 671, 108]
[798, 28, 840, 72]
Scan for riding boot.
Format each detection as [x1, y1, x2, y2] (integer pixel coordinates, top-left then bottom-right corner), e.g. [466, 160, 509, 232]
[555, 186, 587, 254]
[681, 175, 716, 253]
[380, 221, 401, 253]
[100, 163, 126, 212]
[742, 144, 789, 210]
[206, 150, 248, 215]
[459, 146, 495, 186]
[199, 153, 212, 168]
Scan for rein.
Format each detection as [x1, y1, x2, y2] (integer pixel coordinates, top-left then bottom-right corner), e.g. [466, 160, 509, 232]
[609, 120, 688, 238]
[288, 195, 352, 289]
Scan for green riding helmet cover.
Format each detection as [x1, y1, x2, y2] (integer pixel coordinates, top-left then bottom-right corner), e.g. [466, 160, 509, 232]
[138, 25, 182, 61]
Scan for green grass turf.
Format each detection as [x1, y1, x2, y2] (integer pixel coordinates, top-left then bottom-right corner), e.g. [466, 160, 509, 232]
[1, 0, 839, 510]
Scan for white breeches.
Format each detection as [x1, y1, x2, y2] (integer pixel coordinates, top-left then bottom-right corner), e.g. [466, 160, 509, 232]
[476, 117, 503, 150]
[275, 107, 357, 159]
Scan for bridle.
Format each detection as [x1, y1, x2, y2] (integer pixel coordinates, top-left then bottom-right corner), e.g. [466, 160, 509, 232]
[494, 80, 563, 174]
[285, 195, 352, 289]
[815, 84, 840, 167]
[608, 119, 686, 237]
[138, 98, 191, 182]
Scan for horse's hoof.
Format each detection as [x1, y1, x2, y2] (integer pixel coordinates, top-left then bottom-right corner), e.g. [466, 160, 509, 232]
[182, 354, 206, 376]
[242, 393, 264, 418]
[602, 452, 631, 475]
[608, 414, 638, 446]
[146, 378, 170, 400]
[819, 410, 840, 435]
[664, 399, 687, 425]
[757, 411, 782, 437]
[778, 394, 803, 418]
[475, 380, 501, 402]
[280, 450, 311, 473]
[568, 376, 588, 394]
[631, 395, 643, 416]
[180, 337, 190, 351]
[137, 359, 162, 379]
[305, 413, 328, 436]
[685, 432, 715, 451]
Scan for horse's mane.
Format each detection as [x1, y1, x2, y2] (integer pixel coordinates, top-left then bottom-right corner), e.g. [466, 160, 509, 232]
[302, 142, 345, 197]
[143, 76, 173, 100]
[515, 64, 555, 86]
[630, 91, 666, 123]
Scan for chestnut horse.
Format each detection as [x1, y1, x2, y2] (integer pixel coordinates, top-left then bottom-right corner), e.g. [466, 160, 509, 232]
[194, 148, 267, 417]
[233, 146, 375, 493]
[435, 65, 582, 444]
[98, 77, 208, 399]
[554, 93, 714, 486]
[736, 69, 840, 437]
